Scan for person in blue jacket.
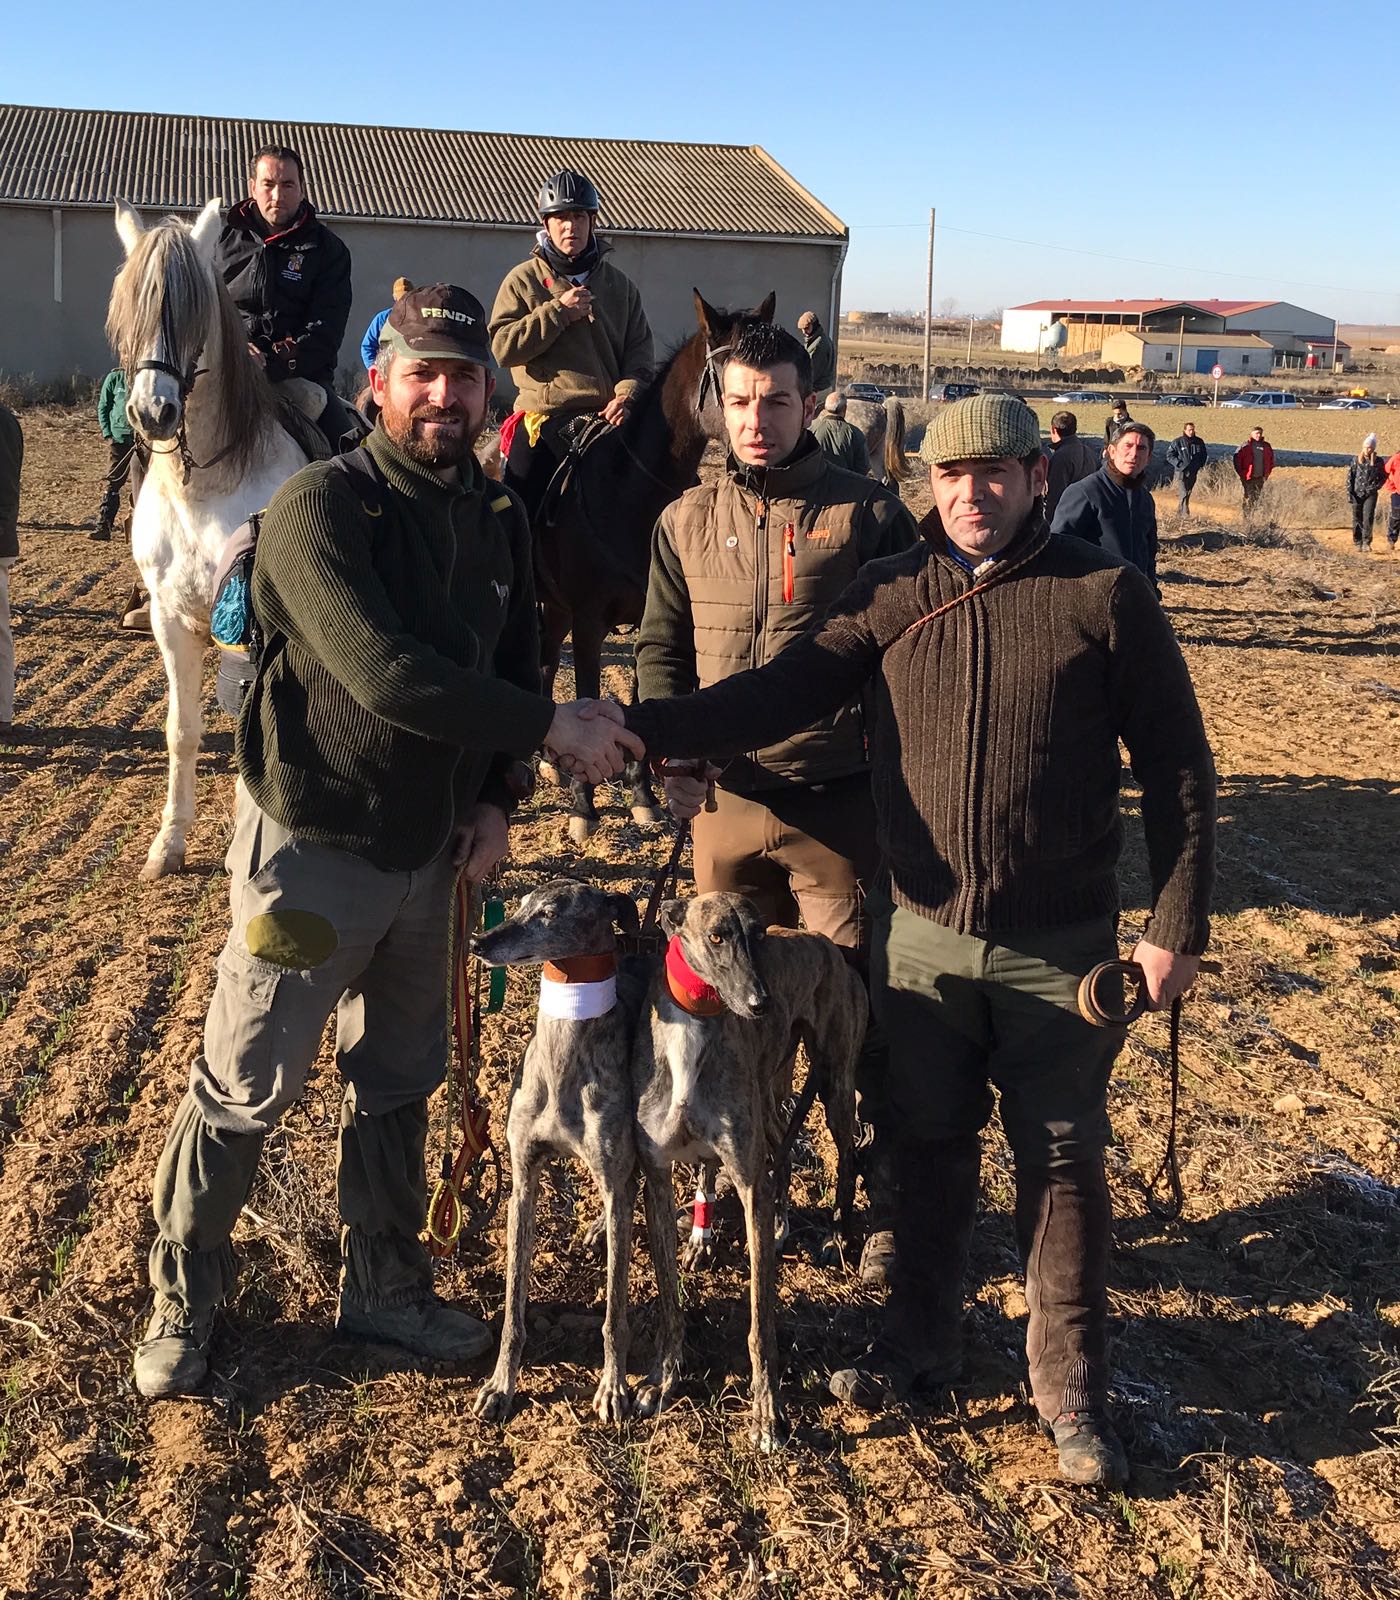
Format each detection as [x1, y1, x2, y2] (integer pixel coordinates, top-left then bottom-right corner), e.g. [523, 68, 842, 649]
[360, 277, 414, 372]
[1051, 421, 1159, 592]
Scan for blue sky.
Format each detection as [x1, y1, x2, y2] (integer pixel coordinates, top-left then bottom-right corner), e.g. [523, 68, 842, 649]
[4, 0, 1394, 326]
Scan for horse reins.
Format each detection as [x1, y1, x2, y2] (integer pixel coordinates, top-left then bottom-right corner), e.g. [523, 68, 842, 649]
[1076, 958, 1221, 1222]
[132, 353, 239, 483]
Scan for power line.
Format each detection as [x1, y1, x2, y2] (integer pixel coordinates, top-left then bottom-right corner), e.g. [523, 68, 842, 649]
[846, 218, 1398, 304]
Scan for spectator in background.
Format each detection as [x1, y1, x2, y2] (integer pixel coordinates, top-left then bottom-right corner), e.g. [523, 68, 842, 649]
[360, 277, 415, 373]
[94, 367, 146, 543]
[1044, 410, 1100, 523]
[1232, 425, 1274, 522]
[798, 311, 837, 402]
[0, 400, 21, 732]
[1165, 421, 1210, 519]
[1052, 421, 1159, 591]
[1346, 433, 1386, 552]
[1104, 399, 1132, 445]
[810, 391, 872, 475]
[1382, 442, 1400, 551]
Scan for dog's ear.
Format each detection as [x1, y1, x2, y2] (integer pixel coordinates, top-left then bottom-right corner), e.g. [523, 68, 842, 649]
[658, 898, 686, 937]
[610, 893, 640, 935]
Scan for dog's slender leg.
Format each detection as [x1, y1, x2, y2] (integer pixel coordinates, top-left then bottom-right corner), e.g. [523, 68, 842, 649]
[736, 1172, 789, 1453]
[473, 1147, 544, 1423]
[592, 1168, 635, 1423]
[680, 1163, 717, 1270]
[636, 1160, 684, 1417]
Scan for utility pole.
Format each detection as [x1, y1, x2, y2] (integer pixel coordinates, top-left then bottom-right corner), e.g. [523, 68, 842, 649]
[922, 207, 936, 401]
[965, 314, 974, 370]
[1176, 313, 1185, 381]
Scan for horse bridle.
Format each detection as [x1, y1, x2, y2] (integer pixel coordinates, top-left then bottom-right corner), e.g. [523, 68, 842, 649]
[696, 338, 733, 414]
[131, 350, 237, 483]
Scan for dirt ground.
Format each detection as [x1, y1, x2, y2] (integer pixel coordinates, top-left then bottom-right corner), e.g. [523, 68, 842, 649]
[1, 405, 1399, 1599]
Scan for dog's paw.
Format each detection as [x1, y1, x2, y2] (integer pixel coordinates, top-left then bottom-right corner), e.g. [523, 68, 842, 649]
[591, 1374, 634, 1425]
[749, 1404, 791, 1455]
[680, 1236, 715, 1271]
[472, 1379, 516, 1424]
[578, 1211, 606, 1257]
[634, 1361, 682, 1418]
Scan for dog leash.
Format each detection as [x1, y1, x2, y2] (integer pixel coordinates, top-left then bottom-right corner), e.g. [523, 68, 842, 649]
[1076, 957, 1220, 1223]
[630, 762, 718, 953]
[425, 871, 504, 1257]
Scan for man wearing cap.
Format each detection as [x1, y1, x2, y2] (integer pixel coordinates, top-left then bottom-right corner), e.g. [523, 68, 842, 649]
[489, 169, 653, 520]
[797, 311, 837, 403]
[1232, 425, 1274, 522]
[213, 144, 356, 447]
[1051, 422, 1160, 590]
[624, 393, 1216, 1487]
[810, 391, 872, 475]
[637, 320, 917, 1284]
[132, 283, 643, 1401]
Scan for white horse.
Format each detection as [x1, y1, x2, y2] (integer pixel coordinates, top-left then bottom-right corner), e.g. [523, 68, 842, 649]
[107, 198, 310, 879]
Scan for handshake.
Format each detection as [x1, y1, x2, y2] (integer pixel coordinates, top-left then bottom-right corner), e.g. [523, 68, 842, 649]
[543, 699, 646, 785]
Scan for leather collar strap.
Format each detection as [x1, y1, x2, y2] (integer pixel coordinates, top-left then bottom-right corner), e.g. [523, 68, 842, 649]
[542, 954, 617, 983]
[664, 937, 725, 1017]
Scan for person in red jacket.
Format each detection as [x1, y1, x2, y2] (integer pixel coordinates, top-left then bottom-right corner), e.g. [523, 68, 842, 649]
[1383, 447, 1400, 550]
[1232, 425, 1275, 522]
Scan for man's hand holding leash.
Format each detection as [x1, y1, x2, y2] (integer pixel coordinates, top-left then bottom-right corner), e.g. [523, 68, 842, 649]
[659, 760, 722, 821]
[1129, 942, 1200, 1011]
[452, 804, 510, 878]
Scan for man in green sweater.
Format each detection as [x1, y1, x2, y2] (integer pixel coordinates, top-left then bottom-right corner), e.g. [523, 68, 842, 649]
[134, 285, 641, 1399]
[625, 393, 1216, 1487]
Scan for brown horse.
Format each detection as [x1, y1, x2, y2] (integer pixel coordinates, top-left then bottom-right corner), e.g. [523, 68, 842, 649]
[535, 290, 776, 842]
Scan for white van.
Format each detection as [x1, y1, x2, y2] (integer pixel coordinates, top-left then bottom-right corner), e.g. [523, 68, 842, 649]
[1220, 390, 1301, 409]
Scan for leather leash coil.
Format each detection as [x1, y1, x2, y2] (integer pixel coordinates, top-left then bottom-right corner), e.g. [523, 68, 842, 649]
[1076, 958, 1219, 1223]
[425, 872, 504, 1256]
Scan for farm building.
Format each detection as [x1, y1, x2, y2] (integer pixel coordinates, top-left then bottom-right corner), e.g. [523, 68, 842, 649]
[1101, 330, 1275, 376]
[1002, 298, 1338, 364]
[0, 103, 848, 390]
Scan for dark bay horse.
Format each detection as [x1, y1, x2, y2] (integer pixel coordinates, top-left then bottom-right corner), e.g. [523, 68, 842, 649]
[535, 290, 776, 842]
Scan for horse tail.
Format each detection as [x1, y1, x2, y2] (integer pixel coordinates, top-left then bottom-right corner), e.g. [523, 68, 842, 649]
[882, 397, 908, 482]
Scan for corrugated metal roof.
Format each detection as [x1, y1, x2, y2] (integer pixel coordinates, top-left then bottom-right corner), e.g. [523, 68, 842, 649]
[1012, 297, 1284, 316]
[0, 103, 846, 241]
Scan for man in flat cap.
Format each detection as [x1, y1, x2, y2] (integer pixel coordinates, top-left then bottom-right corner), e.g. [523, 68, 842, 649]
[623, 393, 1217, 1488]
[133, 284, 641, 1401]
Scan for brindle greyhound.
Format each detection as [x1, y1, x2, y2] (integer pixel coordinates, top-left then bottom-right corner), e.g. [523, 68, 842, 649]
[470, 880, 645, 1425]
[633, 893, 865, 1452]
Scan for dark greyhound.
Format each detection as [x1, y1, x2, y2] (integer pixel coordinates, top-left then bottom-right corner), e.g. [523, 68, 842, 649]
[533, 290, 776, 844]
[631, 892, 864, 1452]
[469, 880, 645, 1425]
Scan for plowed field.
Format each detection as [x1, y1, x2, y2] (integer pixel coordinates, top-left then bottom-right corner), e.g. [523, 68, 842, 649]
[1, 405, 1398, 1599]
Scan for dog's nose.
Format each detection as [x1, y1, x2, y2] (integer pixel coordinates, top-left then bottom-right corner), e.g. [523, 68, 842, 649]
[746, 992, 772, 1018]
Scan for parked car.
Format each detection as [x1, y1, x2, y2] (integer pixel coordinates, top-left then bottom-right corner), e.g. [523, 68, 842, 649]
[844, 382, 886, 404]
[1153, 394, 1206, 407]
[1318, 396, 1374, 410]
[1220, 390, 1301, 409]
[1051, 390, 1109, 403]
[931, 381, 979, 402]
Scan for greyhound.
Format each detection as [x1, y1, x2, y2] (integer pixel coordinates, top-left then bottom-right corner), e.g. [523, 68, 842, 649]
[632, 892, 865, 1452]
[470, 880, 645, 1425]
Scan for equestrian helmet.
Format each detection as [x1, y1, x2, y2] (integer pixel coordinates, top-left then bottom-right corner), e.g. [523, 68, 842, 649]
[537, 169, 601, 217]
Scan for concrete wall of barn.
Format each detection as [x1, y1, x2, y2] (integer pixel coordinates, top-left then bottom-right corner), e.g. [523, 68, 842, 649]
[0, 204, 844, 400]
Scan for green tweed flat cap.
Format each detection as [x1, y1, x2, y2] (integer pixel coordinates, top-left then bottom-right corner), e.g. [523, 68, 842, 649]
[920, 392, 1043, 465]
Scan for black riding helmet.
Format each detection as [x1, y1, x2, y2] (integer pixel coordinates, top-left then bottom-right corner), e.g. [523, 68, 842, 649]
[537, 169, 601, 218]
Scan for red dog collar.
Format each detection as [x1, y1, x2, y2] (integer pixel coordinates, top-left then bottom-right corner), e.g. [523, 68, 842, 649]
[664, 937, 724, 1017]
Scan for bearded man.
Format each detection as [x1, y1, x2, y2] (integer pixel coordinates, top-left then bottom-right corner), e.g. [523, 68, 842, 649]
[133, 285, 642, 1399]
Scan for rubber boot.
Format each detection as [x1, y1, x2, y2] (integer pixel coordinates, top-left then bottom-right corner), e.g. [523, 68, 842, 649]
[1017, 1157, 1127, 1487]
[335, 1089, 491, 1361]
[831, 1132, 980, 1409]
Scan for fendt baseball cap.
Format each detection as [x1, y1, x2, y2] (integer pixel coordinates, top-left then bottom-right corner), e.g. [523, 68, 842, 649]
[380, 284, 496, 368]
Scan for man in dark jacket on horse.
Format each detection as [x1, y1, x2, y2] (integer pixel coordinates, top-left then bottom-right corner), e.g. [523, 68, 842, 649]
[213, 145, 356, 447]
[489, 169, 653, 522]
[1052, 422, 1159, 591]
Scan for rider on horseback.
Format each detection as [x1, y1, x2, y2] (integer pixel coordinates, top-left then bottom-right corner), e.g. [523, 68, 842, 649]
[213, 144, 358, 449]
[489, 168, 653, 521]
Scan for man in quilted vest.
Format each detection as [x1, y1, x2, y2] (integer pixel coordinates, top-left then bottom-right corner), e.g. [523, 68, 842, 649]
[635, 321, 917, 1282]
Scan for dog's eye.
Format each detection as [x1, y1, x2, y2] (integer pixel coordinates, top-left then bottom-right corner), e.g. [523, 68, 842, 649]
[540, 904, 557, 920]
[708, 931, 724, 945]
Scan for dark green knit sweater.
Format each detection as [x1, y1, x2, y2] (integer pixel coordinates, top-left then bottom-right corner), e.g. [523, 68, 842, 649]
[626, 517, 1217, 954]
[240, 427, 555, 870]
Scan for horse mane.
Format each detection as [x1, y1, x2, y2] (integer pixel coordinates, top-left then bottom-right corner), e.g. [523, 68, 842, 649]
[106, 214, 277, 481]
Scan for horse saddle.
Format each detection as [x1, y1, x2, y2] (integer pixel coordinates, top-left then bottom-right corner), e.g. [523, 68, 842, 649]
[538, 413, 615, 528]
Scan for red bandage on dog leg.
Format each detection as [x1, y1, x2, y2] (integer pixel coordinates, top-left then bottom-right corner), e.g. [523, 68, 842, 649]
[665, 937, 725, 1017]
[690, 1186, 712, 1244]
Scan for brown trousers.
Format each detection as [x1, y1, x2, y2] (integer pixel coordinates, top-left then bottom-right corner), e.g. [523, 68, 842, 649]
[691, 773, 878, 948]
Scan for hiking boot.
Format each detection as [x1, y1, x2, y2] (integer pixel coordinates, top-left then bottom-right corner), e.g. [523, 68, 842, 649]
[90, 521, 113, 543]
[1044, 1409, 1128, 1487]
[336, 1290, 493, 1362]
[858, 1229, 896, 1289]
[828, 1338, 960, 1411]
[121, 602, 153, 634]
[133, 1295, 214, 1398]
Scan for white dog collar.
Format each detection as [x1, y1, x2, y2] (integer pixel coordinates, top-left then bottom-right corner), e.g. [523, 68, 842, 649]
[538, 973, 618, 1020]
